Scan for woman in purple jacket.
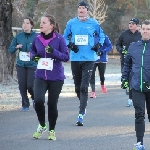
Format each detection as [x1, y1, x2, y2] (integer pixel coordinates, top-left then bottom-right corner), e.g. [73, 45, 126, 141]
[30, 15, 69, 140]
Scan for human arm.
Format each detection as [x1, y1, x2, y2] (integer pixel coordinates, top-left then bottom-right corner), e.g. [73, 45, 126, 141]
[121, 50, 132, 88]
[91, 22, 105, 52]
[30, 38, 40, 61]
[116, 33, 124, 54]
[8, 36, 20, 53]
[47, 35, 69, 62]
[98, 35, 113, 55]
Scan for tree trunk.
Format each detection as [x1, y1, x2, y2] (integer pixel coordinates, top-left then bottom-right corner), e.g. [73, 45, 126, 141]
[0, 0, 15, 83]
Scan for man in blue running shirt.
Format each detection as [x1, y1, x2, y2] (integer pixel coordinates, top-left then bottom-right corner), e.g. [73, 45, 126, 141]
[64, 1, 105, 126]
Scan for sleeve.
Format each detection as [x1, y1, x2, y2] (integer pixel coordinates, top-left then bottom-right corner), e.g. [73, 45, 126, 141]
[121, 48, 132, 80]
[94, 20, 105, 46]
[98, 26, 105, 46]
[63, 20, 72, 46]
[116, 33, 123, 53]
[49, 36, 69, 62]
[100, 36, 113, 53]
[30, 38, 38, 59]
[8, 36, 18, 53]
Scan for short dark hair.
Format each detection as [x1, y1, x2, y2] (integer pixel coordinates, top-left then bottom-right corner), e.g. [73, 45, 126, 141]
[142, 19, 150, 25]
[24, 16, 34, 28]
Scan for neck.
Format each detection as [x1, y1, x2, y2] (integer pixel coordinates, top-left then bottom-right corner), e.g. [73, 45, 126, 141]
[78, 16, 88, 21]
[24, 29, 31, 33]
[130, 29, 136, 34]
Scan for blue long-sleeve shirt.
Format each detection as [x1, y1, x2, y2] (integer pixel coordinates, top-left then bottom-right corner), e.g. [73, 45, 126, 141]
[63, 17, 105, 61]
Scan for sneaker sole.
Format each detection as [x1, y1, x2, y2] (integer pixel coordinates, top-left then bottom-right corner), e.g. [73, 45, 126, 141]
[33, 129, 47, 139]
[90, 96, 96, 98]
[76, 122, 83, 126]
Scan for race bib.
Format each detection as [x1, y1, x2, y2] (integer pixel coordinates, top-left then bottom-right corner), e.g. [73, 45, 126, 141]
[75, 35, 88, 45]
[19, 51, 30, 61]
[37, 58, 53, 70]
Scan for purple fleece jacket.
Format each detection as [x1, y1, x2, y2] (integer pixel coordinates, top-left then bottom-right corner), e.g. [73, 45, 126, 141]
[30, 32, 69, 81]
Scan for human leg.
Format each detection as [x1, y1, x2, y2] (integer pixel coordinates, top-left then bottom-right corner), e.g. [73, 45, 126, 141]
[33, 78, 48, 139]
[47, 80, 64, 140]
[132, 89, 145, 145]
[98, 63, 107, 93]
[145, 91, 150, 122]
[76, 61, 94, 126]
[90, 63, 97, 98]
[127, 74, 133, 107]
[16, 66, 29, 109]
[26, 67, 36, 100]
[71, 61, 82, 100]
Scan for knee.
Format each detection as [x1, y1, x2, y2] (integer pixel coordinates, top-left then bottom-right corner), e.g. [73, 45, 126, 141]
[135, 108, 145, 121]
[80, 85, 88, 93]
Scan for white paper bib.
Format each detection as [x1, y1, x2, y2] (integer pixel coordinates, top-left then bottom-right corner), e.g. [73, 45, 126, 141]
[37, 58, 53, 70]
[75, 35, 88, 45]
[19, 51, 30, 61]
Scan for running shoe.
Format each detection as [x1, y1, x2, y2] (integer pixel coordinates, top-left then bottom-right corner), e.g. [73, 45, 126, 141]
[126, 99, 133, 107]
[90, 92, 96, 98]
[76, 114, 83, 126]
[133, 142, 145, 150]
[101, 85, 107, 93]
[48, 130, 56, 140]
[22, 107, 29, 111]
[33, 124, 47, 139]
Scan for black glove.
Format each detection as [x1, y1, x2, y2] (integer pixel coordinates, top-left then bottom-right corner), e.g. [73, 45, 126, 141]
[97, 51, 102, 56]
[91, 43, 102, 52]
[32, 55, 40, 62]
[121, 79, 129, 89]
[67, 42, 79, 53]
[45, 45, 54, 54]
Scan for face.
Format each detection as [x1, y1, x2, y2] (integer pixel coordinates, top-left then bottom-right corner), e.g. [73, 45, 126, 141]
[128, 21, 137, 31]
[141, 24, 150, 40]
[22, 19, 33, 33]
[78, 6, 88, 17]
[137, 26, 141, 32]
[40, 17, 54, 34]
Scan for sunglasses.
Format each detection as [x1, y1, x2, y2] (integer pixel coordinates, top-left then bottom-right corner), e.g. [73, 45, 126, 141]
[129, 22, 136, 25]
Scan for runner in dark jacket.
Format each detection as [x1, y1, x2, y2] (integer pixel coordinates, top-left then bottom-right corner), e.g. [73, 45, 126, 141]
[8, 17, 37, 111]
[121, 19, 150, 150]
[116, 18, 141, 107]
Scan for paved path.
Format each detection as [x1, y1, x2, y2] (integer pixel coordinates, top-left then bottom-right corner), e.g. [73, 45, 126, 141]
[0, 58, 150, 150]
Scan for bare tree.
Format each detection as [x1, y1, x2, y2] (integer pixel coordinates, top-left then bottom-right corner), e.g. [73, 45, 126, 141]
[87, 0, 108, 24]
[12, 0, 26, 17]
[0, 0, 15, 83]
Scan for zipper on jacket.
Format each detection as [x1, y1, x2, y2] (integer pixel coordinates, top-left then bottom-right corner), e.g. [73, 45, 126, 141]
[140, 42, 146, 92]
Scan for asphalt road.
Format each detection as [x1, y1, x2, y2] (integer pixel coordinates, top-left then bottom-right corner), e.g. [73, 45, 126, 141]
[0, 58, 150, 150]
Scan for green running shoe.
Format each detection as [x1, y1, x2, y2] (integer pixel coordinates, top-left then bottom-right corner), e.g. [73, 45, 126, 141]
[48, 130, 56, 140]
[33, 124, 47, 139]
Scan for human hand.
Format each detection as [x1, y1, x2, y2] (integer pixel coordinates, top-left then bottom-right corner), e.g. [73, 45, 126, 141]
[91, 43, 102, 52]
[32, 55, 40, 62]
[121, 79, 129, 89]
[16, 44, 23, 49]
[67, 42, 79, 53]
[122, 49, 128, 55]
[45, 45, 54, 54]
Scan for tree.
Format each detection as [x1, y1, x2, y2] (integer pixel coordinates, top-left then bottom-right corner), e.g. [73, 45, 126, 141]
[0, 0, 15, 83]
[129, 0, 150, 20]
[87, 0, 108, 24]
